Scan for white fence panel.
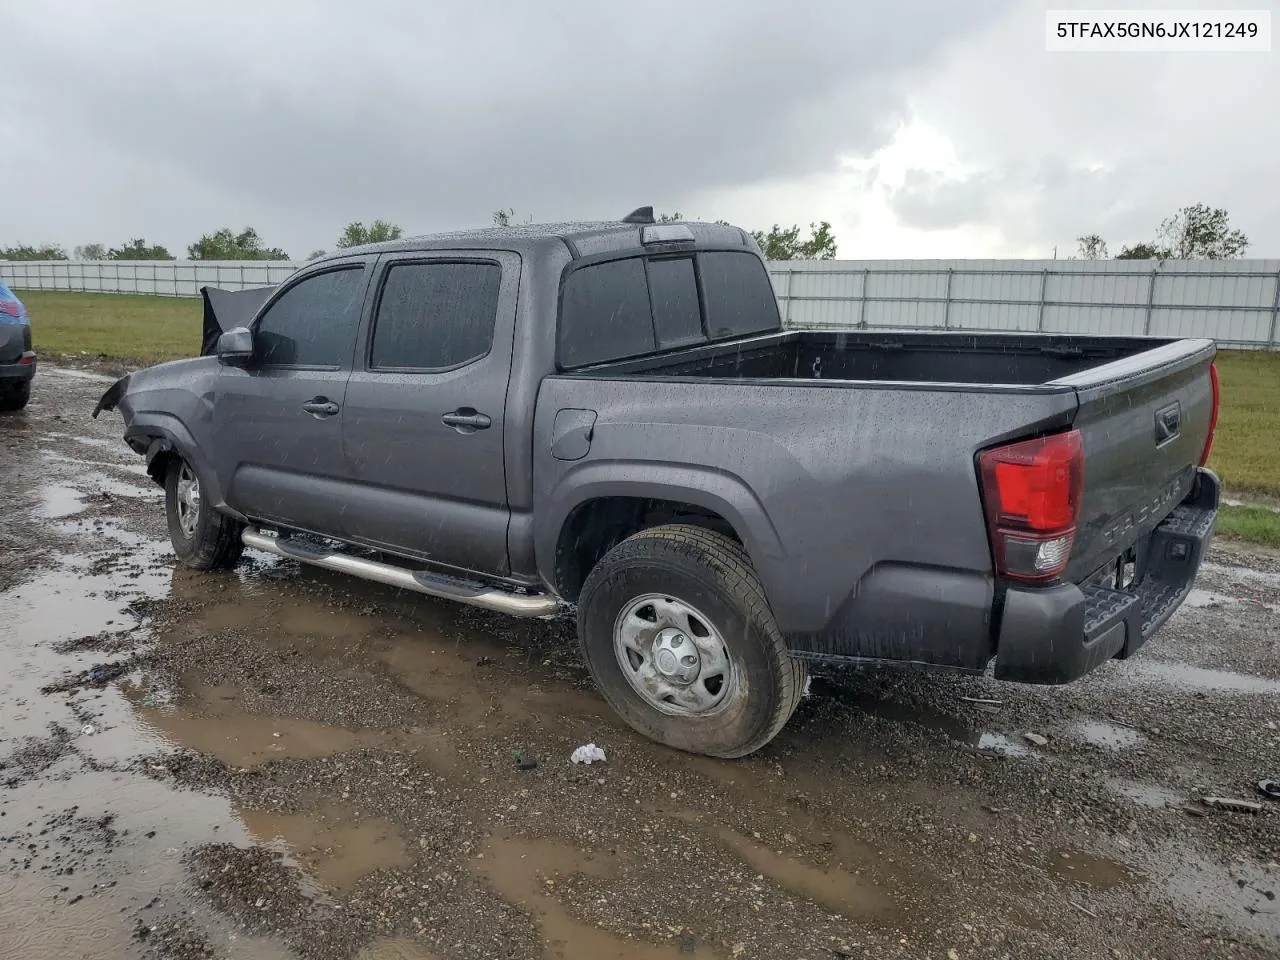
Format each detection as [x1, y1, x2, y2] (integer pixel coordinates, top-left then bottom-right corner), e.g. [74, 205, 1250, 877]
[771, 259, 1280, 350]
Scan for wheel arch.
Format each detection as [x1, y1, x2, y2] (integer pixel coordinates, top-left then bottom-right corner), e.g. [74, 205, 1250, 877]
[538, 464, 785, 604]
[125, 413, 245, 522]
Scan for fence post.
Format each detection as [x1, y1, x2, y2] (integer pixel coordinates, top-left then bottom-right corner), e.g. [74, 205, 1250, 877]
[1269, 269, 1280, 351]
[785, 268, 795, 325]
[1144, 267, 1158, 335]
[858, 269, 869, 328]
[942, 267, 954, 329]
[1037, 268, 1050, 331]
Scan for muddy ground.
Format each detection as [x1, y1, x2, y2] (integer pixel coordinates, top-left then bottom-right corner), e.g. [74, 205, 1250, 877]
[2, 367, 1278, 960]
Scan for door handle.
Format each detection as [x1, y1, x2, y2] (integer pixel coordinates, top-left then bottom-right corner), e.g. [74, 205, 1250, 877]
[441, 408, 492, 433]
[302, 398, 340, 418]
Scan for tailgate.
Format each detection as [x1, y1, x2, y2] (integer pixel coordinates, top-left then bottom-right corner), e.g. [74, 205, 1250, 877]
[1052, 339, 1218, 583]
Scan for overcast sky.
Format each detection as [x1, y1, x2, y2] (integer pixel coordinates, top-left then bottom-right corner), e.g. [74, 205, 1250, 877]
[2, 0, 1275, 260]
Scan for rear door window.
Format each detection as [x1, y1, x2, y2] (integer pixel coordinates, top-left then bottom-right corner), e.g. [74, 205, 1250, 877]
[371, 261, 501, 371]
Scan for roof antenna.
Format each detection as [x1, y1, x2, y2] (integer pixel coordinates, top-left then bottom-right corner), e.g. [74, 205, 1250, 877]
[621, 206, 655, 224]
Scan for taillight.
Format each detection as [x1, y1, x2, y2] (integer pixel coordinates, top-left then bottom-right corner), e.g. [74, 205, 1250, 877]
[978, 429, 1084, 583]
[0, 300, 20, 317]
[1199, 361, 1220, 467]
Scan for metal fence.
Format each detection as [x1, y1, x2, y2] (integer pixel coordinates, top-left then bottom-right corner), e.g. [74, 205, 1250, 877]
[4, 256, 1279, 349]
[774, 258, 1280, 350]
[0, 259, 300, 297]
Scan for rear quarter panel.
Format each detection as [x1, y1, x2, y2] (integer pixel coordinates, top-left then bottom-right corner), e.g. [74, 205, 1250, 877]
[533, 376, 1078, 636]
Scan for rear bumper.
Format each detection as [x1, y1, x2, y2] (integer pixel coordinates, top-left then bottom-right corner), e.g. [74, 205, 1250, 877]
[993, 467, 1219, 684]
[0, 353, 37, 382]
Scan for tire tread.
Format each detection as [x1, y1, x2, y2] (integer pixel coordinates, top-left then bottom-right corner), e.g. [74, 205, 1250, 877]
[165, 458, 244, 571]
[579, 523, 806, 758]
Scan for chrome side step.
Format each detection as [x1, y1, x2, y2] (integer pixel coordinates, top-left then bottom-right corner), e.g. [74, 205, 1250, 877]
[241, 529, 561, 618]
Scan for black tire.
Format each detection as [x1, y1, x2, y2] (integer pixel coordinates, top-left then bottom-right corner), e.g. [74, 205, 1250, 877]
[577, 524, 807, 758]
[164, 456, 245, 571]
[0, 380, 30, 412]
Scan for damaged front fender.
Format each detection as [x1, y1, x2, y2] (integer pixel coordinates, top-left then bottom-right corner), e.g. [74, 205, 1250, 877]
[91, 373, 131, 419]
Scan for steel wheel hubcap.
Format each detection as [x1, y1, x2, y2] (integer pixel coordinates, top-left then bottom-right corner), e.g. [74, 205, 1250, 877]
[613, 594, 735, 716]
[176, 463, 201, 537]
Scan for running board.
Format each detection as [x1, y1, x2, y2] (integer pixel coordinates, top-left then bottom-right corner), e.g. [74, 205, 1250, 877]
[241, 529, 561, 618]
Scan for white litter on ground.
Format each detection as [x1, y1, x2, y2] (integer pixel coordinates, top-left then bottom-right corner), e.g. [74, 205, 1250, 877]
[571, 743, 607, 765]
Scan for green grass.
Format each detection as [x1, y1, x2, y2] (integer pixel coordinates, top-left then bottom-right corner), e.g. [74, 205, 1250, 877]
[23, 290, 201, 365]
[1216, 504, 1280, 548]
[1208, 349, 1280, 499]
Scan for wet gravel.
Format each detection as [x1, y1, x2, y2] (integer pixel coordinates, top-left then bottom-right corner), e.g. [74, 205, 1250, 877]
[1, 367, 1278, 960]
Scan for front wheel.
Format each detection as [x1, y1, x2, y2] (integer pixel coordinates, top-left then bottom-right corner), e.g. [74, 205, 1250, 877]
[576, 524, 806, 759]
[164, 456, 245, 570]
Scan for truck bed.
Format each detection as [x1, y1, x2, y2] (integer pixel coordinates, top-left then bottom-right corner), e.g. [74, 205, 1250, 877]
[541, 327, 1217, 674]
[588, 330, 1185, 388]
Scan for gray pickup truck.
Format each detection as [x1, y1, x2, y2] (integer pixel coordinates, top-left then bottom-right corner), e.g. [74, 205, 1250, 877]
[94, 208, 1221, 758]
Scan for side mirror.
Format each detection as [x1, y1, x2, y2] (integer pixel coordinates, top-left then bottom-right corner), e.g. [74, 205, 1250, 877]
[216, 327, 255, 365]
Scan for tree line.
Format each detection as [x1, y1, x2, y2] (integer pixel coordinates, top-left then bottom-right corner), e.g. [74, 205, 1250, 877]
[1074, 203, 1249, 261]
[1, 212, 840, 263]
[5, 205, 1256, 265]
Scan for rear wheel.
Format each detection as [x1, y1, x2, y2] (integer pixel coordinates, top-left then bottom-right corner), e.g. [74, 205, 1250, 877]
[576, 524, 806, 758]
[0, 380, 30, 412]
[164, 457, 245, 570]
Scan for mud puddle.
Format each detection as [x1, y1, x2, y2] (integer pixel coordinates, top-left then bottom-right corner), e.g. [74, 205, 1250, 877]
[1109, 779, 1185, 809]
[1047, 849, 1144, 890]
[712, 826, 892, 919]
[130, 681, 405, 768]
[36, 483, 90, 518]
[1185, 587, 1278, 614]
[1136, 841, 1280, 943]
[357, 940, 443, 960]
[1069, 719, 1145, 751]
[976, 732, 1042, 759]
[241, 807, 410, 893]
[1117, 658, 1280, 695]
[475, 835, 716, 959]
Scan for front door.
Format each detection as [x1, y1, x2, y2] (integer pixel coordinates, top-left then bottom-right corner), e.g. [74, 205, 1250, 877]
[210, 259, 373, 537]
[341, 251, 519, 576]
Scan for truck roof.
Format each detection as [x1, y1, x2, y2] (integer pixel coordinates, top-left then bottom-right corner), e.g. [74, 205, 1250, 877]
[313, 216, 757, 264]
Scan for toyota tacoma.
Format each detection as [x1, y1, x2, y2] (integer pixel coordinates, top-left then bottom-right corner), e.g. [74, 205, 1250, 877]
[93, 208, 1221, 758]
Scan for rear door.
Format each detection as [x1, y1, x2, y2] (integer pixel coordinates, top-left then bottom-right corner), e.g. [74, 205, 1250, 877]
[340, 251, 520, 576]
[209, 258, 373, 536]
[1055, 341, 1217, 582]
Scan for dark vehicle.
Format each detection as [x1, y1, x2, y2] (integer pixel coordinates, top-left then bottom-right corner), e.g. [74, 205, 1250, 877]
[94, 208, 1221, 758]
[0, 280, 35, 411]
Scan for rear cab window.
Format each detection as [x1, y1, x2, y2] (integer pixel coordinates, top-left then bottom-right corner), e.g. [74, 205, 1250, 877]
[557, 249, 779, 369]
[698, 252, 780, 340]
